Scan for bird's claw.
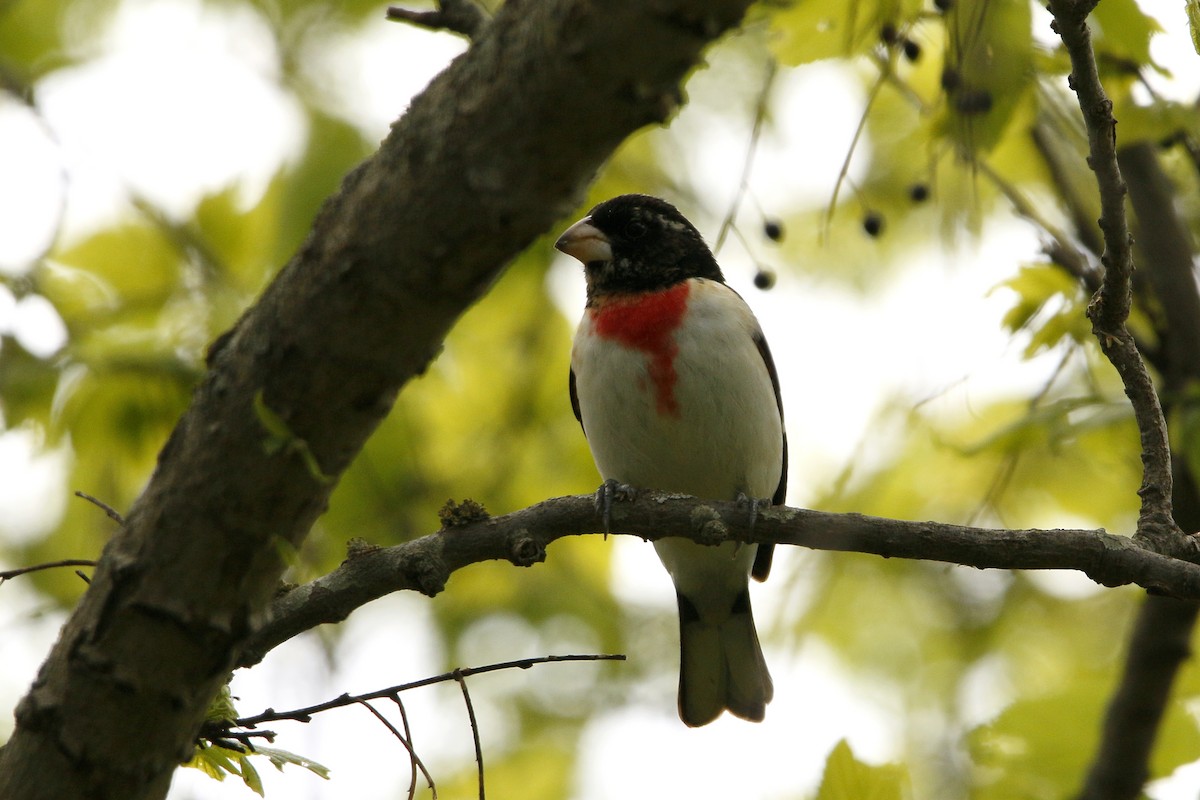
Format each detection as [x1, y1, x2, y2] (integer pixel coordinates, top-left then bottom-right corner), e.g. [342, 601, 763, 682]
[736, 492, 770, 533]
[595, 479, 638, 536]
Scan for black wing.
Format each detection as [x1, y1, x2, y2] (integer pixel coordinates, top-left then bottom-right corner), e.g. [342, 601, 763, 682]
[569, 367, 585, 434]
[751, 331, 786, 583]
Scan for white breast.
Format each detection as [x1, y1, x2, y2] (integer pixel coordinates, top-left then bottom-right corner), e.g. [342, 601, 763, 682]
[572, 279, 783, 504]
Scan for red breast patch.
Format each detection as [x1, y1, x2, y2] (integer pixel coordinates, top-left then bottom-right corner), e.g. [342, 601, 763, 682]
[590, 282, 689, 417]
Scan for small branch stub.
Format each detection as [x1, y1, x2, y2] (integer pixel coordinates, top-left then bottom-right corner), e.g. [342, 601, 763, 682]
[689, 505, 728, 545]
[386, 0, 488, 39]
[508, 531, 545, 567]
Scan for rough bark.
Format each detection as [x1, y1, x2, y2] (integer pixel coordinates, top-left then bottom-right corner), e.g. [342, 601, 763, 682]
[0, 2, 754, 797]
[1075, 142, 1200, 800]
[231, 492, 1200, 667]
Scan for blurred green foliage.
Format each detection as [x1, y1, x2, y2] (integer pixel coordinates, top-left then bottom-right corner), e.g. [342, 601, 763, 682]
[2, 0, 1200, 797]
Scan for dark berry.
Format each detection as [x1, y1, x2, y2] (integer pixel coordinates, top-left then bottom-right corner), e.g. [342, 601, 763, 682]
[940, 67, 961, 92]
[909, 183, 929, 202]
[955, 89, 993, 114]
[863, 211, 885, 237]
[763, 219, 784, 242]
[881, 23, 899, 45]
[902, 39, 921, 61]
[754, 270, 776, 290]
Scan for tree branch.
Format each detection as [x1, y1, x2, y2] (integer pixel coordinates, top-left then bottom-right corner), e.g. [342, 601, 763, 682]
[238, 492, 1200, 667]
[1074, 143, 1200, 800]
[1047, 0, 1179, 546]
[0, 2, 755, 798]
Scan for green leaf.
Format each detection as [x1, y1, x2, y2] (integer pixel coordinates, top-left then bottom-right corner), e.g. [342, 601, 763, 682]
[1189, 0, 1200, 56]
[206, 683, 239, 724]
[969, 671, 1200, 798]
[47, 222, 183, 317]
[237, 755, 265, 796]
[815, 739, 909, 800]
[1091, 0, 1163, 67]
[993, 264, 1089, 357]
[938, 0, 1035, 155]
[254, 745, 331, 780]
[769, 0, 924, 66]
[184, 742, 240, 782]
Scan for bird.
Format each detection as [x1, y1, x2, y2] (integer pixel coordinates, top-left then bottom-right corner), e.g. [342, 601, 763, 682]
[555, 194, 787, 727]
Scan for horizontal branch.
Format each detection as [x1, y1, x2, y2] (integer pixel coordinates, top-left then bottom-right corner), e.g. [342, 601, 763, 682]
[238, 492, 1200, 666]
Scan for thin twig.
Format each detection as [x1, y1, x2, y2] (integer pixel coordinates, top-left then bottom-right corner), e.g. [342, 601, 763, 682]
[973, 158, 1099, 290]
[823, 62, 890, 242]
[967, 347, 1078, 526]
[235, 654, 625, 727]
[714, 59, 776, 254]
[391, 696, 420, 800]
[74, 491, 124, 524]
[0, 559, 98, 583]
[1046, 0, 1179, 546]
[453, 670, 485, 800]
[357, 699, 437, 799]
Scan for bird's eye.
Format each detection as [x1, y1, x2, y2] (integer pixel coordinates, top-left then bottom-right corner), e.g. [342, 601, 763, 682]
[626, 221, 648, 238]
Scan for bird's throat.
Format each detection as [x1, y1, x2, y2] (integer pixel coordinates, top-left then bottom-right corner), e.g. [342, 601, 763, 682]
[589, 282, 690, 418]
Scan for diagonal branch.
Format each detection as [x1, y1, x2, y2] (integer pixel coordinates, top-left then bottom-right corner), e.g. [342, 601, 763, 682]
[0, 3, 757, 798]
[1046, 0, 1179, 547]
[237, 492, 1200, 667]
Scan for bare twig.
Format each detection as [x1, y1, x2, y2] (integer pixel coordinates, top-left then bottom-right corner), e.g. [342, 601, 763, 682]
[73, 491, 124, 524]
[823, 64, 890, 241]
[386, 0, 488, 39]
[1046, 0, 1179, 547]
[206, 655, 620, 797]
[357, 699, 437, 799]
[0, 560, 98, 584]
[233, 654, 625, 726]
[973, 158, 1099, 290]
[393, 697, 421, 800]
[714, 59, 775, 254]
[453, 670, 485, 800]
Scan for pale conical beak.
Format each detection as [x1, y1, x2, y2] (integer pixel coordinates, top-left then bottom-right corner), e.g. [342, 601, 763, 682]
[555, 218, 613, 264]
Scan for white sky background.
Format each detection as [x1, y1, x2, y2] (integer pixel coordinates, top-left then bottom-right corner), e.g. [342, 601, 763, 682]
[1, 0, 1199, 798]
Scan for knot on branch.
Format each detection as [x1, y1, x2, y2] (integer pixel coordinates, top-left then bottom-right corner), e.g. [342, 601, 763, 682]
[406, 545, 449, 597]
[689, 505, 728, 545]
[508, 530, 545, 567]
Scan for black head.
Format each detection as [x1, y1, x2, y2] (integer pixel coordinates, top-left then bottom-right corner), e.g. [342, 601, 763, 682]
[555, 194, 724, 299]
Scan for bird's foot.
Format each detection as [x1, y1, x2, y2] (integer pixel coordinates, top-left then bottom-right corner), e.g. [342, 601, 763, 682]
[595, 479, 638, 537]
[735, 492, 771, 533]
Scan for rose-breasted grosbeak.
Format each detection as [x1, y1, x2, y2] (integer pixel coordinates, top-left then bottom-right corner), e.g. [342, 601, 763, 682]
[556, 194, 786, 727]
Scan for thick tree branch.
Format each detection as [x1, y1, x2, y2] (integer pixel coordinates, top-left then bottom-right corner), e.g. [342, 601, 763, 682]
[0, 2, 755, 798]
[237, 492, 1200, 667]
[1047, 0, 1178, 545]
